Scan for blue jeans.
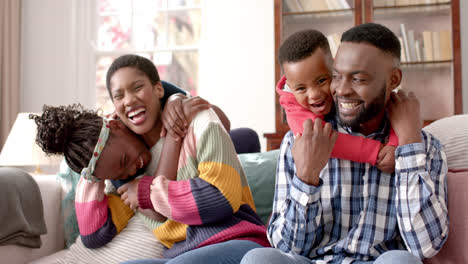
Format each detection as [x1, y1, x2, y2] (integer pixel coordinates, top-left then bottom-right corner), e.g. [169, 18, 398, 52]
[240, 248, 423, 264]
[121, 240, 263, 264]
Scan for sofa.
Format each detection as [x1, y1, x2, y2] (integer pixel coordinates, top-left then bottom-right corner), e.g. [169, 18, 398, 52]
[1, 115, 467, 264]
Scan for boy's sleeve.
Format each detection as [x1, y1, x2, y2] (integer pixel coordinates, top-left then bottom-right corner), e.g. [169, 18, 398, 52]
[75, 177, 134, 248]
[331, 132, 382, 165]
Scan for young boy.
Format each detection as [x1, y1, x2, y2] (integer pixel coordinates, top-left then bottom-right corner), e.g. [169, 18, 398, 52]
[277, 29, 398, 171]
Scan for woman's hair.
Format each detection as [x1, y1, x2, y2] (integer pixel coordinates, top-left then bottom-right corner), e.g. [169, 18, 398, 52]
[30, 104, 103, 174]
[106, 54, 161, 100]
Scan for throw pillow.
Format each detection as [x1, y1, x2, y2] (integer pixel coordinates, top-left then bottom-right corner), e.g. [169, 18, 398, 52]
[423, 114, 468, 169]
[424, 170, 468, 264]
[238, 150, 280, 225]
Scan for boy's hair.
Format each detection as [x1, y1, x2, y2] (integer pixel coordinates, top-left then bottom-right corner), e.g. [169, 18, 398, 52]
[278, 29, 332, 67]
[106, 54, 161, 100]
[341, 23, 401, 62]
[30, 104, 102, 174]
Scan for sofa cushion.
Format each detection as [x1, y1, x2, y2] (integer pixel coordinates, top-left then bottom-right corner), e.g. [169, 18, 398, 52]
[424, 170, 468, 264]
[423, 114, 468, 170]
[239, 150, 280, 225]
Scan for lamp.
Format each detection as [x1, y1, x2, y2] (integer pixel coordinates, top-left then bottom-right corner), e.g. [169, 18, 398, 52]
[0, 113, 62, 174]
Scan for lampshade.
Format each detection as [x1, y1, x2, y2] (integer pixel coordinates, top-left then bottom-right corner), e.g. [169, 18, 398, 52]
[0, 113, 62, 173]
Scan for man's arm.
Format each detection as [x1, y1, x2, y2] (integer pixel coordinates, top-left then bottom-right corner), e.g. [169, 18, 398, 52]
[267, 122, 336, 256]
[389, 91, 449, 258]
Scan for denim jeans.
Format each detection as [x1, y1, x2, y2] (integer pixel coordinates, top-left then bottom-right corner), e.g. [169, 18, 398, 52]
[121, 240, 263, 264]
[240, 248, 423, 264]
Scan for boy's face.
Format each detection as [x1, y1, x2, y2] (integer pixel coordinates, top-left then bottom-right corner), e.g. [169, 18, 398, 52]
[94, 120, 152, 181]
[283, 48, 333, 116]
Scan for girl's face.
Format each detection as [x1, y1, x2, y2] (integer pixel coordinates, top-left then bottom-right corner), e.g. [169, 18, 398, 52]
[93, 120, 152, 181]
[110, 67, 164, 139]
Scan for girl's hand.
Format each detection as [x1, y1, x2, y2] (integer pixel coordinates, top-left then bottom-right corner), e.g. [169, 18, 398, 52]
[161, 94, 210, 140]
[117, 179, 140, 211]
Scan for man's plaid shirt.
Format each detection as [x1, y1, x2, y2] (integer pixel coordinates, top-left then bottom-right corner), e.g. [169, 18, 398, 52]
[267, 119, 448, 264]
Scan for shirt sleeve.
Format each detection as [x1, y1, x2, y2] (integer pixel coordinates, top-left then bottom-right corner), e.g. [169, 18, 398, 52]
[267, 131, 324, 256]
[395, 131, 448, 259]
[75, 177, 134, 248]
[138, 110, 247, 226]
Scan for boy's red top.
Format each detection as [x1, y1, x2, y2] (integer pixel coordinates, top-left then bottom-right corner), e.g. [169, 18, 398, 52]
[276, 75, 398, 165]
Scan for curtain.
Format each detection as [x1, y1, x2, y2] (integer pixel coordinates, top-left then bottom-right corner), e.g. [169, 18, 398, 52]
[0, 0, 21, 149]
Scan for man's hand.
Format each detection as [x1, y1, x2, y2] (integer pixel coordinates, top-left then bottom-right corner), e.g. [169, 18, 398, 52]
[117, 179, 140, 211]
[387, 90, 422, 146]
[161, 94, 211, 140]
[376, 145, 396, 173]
[292, 119, 338, 186]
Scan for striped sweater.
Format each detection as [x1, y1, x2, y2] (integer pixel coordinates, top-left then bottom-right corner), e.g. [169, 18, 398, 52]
[74, 109, 269, 256]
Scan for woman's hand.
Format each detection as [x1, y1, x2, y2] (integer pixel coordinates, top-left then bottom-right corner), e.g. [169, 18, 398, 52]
[161, 94, 211, 140]
[117, 179, 140, 211]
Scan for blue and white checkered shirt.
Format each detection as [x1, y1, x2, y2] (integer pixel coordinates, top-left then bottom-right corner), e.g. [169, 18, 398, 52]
[267, 119, 448, 264]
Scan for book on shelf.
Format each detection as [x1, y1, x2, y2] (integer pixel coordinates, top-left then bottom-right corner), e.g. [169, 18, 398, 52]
[374, 0, 387, 7]
[284, 0, 304, 12]
[422, 31, 433, 61]
[298, 0, 328, 11]
[439, 30, 452, 60]
[399, 24, 411, 62]
[396, 0, 410, 5]
[386, 0, 396, 6]
[407, 30, 417, 62]
[327, 33, 340, 58]
[432, 31, 441, 61]
[398, 37, 407, 62]
[415, 40, 422, 62]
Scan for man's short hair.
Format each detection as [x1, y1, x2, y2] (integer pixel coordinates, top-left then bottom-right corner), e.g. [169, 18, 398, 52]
[341, 23, 401, 62]
[278, 29, 332, 67]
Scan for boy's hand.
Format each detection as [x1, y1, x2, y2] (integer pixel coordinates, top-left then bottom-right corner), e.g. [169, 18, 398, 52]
[117, 179, 140, 211]
[376, 145, 396, 173]
[161, 95, 211, 140]
[388, 90, 422, 146]
[292, 119, 337, 186]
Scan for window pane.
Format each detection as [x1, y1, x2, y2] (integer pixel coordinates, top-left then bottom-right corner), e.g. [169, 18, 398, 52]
[96, 56, 117, 114]
[155, 51, 198, 95]
[98, 15, 132, 50]
[99, 0, 131, 14]
[133, 0, 165, 12]
[168, 0, 201, 8]
[133, 13, 166, 49]
[168, 10, 201, 46]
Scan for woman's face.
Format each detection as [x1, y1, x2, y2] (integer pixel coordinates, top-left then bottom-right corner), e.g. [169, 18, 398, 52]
[93, 120, 152, 181]
[109, 67, 164, 137]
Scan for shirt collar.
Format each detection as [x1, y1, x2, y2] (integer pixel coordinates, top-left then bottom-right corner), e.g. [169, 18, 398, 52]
[330, 113, 391, 142]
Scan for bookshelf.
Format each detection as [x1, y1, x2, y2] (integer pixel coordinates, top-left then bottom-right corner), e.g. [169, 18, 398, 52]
[264, 0, 462, 151]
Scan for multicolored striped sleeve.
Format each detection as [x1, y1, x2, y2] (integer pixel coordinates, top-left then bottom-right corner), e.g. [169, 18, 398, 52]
[75, 177, 134, 248]
[138, 109, 252, 226]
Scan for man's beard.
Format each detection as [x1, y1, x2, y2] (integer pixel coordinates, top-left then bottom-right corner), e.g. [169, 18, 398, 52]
[335, 83, 387, 130]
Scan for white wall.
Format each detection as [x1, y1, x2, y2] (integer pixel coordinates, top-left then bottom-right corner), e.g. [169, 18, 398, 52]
[21, 0, 95, 113]
[199, 0, 275, 151]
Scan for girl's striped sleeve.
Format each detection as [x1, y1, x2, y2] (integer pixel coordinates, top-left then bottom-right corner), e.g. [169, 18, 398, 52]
[75, 177, 134, 248]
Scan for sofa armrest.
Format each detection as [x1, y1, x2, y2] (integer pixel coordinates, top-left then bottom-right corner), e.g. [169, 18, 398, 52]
[0, 174, 65, 263]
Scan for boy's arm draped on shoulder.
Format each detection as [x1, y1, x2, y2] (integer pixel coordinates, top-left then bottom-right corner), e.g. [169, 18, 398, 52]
[138, 109, 248, 225]
[75, 177, 134, 248]
[267, 130, 325, 256]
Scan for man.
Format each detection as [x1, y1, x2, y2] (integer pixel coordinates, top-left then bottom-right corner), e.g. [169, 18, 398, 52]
[241, 23, 448, 264]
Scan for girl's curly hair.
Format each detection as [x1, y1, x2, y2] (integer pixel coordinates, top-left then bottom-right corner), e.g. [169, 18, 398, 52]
[29, 104, 103, 174]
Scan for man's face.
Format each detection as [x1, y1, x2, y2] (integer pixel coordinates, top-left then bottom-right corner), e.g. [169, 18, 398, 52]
[330, 42, 395, 131]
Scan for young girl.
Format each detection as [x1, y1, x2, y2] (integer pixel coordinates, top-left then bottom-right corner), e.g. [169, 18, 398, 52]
[276, 29, 398, 172]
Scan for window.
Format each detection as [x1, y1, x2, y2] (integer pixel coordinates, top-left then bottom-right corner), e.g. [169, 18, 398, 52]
[95, 0, 201, 113]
